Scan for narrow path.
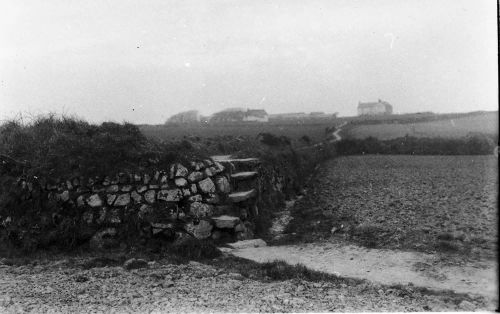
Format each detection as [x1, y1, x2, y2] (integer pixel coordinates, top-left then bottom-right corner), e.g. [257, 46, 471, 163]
[270, 121, 346, 236]
[230, 242, 497, 302]
[329, 121, 347, 143]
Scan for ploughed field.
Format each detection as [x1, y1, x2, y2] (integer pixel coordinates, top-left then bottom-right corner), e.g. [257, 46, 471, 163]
[287, 155, 498, 259]
[345, 112, 498, 140]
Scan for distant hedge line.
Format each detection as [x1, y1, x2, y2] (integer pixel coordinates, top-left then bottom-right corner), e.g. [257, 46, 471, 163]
[335, 134, 497, 155]
[345, 111, 491, 126]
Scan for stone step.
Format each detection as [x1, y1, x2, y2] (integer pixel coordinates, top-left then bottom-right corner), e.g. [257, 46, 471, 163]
[212, 215, 240, 228]
[211, 155, 260, 173]
[231, 171, 258, 180]
[211, 155, 233, 162]
[218, 158, 260, 165]
[228, 189, 257, 203]
[211, 155, 259, 164]
[226, 239, 267, 249]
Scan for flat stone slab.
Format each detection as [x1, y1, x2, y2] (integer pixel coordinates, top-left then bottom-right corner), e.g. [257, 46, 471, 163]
[228, 189, 256, 202]
[212, 215, 240, 228]
[227, 239, 267, 250]
[211, 155, 233, 162]
[218, 247, 234, 253]
[231, 171, 258, 180]
[225, 158, 260, 164]
[212, 156, 260, 164]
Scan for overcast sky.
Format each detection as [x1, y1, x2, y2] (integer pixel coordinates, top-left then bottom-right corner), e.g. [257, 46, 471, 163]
[0, 0, 497, 124]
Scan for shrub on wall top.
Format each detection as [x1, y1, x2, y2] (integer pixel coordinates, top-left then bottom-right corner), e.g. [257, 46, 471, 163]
[0, 114, 207, 179]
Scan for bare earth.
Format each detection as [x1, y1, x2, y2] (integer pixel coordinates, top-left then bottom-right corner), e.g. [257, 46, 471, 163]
[231, 242, 497, 303]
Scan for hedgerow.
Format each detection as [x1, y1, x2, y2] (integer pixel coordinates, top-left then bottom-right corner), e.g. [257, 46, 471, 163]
[335, 134, 496, 156]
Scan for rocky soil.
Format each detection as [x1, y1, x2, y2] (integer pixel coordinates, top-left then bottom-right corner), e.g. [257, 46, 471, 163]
[0, 255, 487, 313]
[286, 155, 498, 258]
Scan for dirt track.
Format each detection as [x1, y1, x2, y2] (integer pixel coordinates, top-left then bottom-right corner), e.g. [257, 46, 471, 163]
[231, 242, 497, 302]
[0, 257, 490, 312]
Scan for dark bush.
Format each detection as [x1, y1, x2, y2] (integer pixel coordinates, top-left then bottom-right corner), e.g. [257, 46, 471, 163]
[336, 134, 496, 156]
[300, 135, 311, 145]
[257, 133, 291, 148]
[0, 114, 210, 179]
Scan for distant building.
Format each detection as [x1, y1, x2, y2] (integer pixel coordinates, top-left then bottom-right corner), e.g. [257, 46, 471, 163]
[269, 111, 337, 120]
[210, 108, 268, 123]
[221, 107, 247, 112]
[166, 110, 201, 124]
[357, 99, 393, 116]
[309, 111, 325, 116]
[269, 112, 308, 120]
[243, 109, 269, 122]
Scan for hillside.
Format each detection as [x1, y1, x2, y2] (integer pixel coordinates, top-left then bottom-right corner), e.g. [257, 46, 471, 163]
[344, 111, 498, 140]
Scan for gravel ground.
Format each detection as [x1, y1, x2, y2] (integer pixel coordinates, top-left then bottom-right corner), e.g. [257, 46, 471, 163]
[0, 256, 488, 313]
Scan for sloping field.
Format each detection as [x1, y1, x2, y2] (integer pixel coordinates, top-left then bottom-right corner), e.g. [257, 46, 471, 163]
[347, 112, 498, 140]
[286, 155, 498, 259]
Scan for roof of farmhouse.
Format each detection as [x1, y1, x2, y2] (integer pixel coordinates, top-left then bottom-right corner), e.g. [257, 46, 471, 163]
[358, 99, 392, 109]
[246, 109, 268, 117]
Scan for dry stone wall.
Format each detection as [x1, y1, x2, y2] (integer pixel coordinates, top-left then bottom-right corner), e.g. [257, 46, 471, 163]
[1, 157, 260, 249]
